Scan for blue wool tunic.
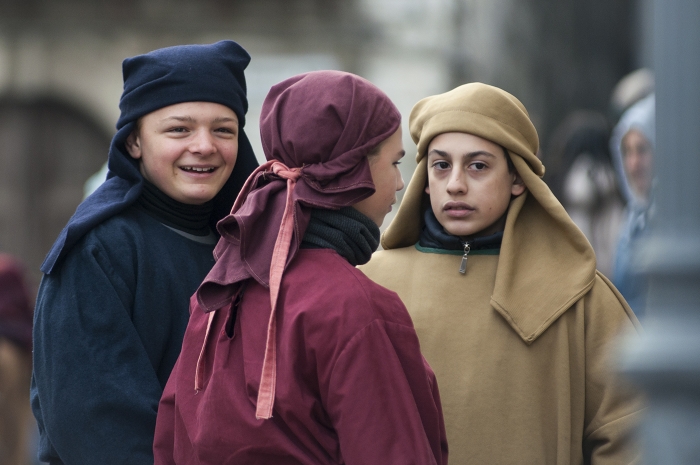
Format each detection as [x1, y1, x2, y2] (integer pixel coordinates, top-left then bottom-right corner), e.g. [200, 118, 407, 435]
[31, 41, 258, 465]
[32, 207, 215, 465]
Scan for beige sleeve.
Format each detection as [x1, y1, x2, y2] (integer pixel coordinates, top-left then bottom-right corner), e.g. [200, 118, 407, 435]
[582, 273, 645, 465]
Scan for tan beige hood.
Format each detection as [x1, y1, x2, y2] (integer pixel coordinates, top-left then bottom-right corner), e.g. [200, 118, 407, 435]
[382, 83, 597, 343]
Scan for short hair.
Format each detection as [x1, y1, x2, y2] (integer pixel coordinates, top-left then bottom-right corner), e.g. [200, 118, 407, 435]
[501, 145, 516, 174]
[366, 139, 385, 163]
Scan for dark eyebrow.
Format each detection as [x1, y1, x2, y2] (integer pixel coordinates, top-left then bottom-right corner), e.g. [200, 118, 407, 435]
[465, 151, 497, 159]
[162, 115, 196, 123]
[428, 149, 497, 159]
[428, 149, 450, 158]
[161, 116, 238, 125]
[213, 116, 238, 125]
[397, 149, 406, 158]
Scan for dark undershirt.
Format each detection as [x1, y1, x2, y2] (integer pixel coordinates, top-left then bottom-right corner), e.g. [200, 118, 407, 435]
[134, 180, 216, 243]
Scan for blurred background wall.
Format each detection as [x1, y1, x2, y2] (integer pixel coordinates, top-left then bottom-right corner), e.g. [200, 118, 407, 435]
[0, 0, 652, 287]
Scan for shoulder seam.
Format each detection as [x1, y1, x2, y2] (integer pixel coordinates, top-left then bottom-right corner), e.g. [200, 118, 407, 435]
[595, 271, 643, 334]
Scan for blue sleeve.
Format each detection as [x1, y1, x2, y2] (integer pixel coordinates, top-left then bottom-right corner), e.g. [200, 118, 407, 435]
[32, 239, 162, 465]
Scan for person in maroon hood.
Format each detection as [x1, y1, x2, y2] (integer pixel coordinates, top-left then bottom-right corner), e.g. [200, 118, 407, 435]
[153, 71, 448, 465]
[0, 253, 34, 465]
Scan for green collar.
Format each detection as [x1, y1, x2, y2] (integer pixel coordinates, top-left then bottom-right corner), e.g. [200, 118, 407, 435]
[415, 243, 499, 256]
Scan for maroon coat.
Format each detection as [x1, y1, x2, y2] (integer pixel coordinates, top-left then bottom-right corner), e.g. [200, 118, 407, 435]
[154, 249, 447, 465]
[0, 254, 33, 352]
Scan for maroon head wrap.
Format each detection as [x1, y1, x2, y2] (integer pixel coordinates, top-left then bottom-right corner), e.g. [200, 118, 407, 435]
[0, 254, 34, 352]
[195, 70, 401, 418]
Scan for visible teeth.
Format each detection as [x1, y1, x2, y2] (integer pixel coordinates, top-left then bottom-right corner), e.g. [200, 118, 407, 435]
[183, 167, 215, 172]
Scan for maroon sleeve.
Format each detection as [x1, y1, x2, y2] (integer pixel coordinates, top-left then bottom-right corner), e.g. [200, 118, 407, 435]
[153, 358, 178, 465]
[324, 319, 446, 465]
[425, 358, 449, 465]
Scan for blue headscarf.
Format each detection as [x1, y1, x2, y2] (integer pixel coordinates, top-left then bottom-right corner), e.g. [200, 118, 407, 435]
[41, 40, 259, 274]
[610, 93, 655, 208]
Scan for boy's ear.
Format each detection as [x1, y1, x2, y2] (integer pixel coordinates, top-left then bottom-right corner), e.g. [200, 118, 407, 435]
[425, 185, 431, 195]
[125, 131, 142, 160]
[511, 172, 526, 197]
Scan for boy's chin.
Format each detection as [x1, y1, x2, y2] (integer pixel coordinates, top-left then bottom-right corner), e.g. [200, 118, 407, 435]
[442, 221, 502, 239]
[442, 224, 481, 238]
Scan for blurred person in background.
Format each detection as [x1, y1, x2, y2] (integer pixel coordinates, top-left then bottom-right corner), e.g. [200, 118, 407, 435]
[610, 93, 655, 318]
[609, 68, 655, 124]
[0, 253, 34, 465]
[548, 111, 625, 277]
[31, 41, 258, 465]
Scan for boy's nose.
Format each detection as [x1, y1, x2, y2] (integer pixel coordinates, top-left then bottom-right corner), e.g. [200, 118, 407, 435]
[190, 130, 217, 155]
[446, 172, 467, 194]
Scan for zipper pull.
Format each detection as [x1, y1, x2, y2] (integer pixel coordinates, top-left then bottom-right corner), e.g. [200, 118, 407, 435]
[459, 241, 471, 274]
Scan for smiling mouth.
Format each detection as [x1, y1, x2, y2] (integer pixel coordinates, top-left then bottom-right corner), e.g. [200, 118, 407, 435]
[181, 166, 216, 173]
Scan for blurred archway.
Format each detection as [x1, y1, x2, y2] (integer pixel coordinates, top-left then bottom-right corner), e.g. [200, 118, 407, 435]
[0, 97, 110, 285]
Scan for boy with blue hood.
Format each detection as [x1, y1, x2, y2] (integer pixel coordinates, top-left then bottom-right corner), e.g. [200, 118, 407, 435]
[31, 41, 258, 465]
[361, 83, 644, 464]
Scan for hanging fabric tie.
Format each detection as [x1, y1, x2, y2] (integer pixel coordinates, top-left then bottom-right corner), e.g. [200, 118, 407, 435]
[194, 160, 302, 422]
[255, 161, 301, 419]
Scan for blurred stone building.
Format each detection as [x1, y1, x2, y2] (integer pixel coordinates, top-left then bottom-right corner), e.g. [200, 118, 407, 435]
[0, 0, 648, 286]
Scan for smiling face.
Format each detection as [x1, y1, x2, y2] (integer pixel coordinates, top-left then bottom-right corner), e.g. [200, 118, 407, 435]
[125, 101, 239, 205]
[353, 127, 406, 227]
[425, 132, 525, 238]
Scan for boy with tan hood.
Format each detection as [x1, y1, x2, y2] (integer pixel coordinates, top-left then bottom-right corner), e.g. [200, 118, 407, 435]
[360, 83, 644, 464]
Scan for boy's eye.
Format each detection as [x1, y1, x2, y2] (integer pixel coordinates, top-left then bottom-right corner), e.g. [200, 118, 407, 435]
[168, 127, 188, 133]
[433, 161, 450, 170]
[470, 162, 487, 170]
[215, 127, 237, 135]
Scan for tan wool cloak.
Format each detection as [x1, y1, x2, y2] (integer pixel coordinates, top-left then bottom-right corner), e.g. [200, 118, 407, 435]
[360, 83, 644, 465]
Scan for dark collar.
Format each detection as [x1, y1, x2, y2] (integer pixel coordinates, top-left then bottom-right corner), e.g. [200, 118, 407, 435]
[134, 180, 213, 236]
[419, 207, 503, 251]
[300, 207, 380, 266]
